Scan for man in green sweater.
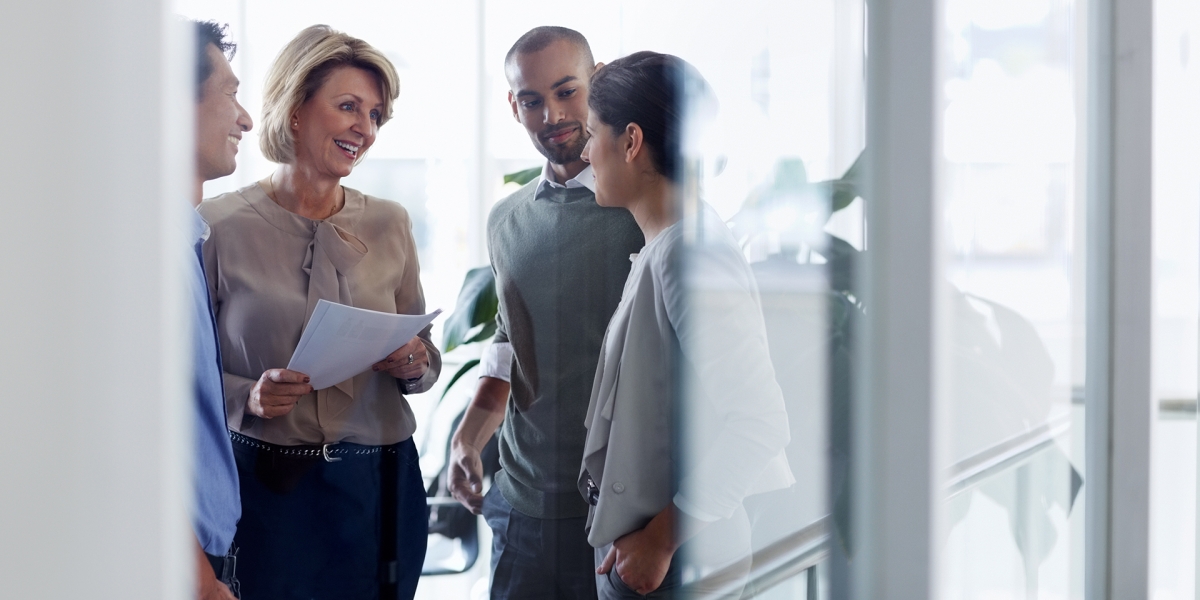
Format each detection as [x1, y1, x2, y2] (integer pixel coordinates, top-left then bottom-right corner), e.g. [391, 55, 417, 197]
[448, 26, 643, 599]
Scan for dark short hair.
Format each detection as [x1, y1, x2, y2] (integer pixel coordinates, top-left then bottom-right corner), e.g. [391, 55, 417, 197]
[504, 26, 593, 69]
[193, 20, 236, 100]
[588, 51, 712, 182]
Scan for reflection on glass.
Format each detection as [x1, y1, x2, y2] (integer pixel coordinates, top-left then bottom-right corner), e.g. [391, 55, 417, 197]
[667, 3, 864, 595]
[662, 2, 865, 595]
[174, 0, 859, 597]
[938, 0, 1086, 597]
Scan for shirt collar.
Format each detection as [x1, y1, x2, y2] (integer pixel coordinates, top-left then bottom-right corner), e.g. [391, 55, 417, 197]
[189, 205, 211, 243]
[536, 163, 596, 196]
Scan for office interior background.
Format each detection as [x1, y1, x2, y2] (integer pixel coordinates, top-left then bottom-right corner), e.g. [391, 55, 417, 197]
[0, 0, 1197, 597]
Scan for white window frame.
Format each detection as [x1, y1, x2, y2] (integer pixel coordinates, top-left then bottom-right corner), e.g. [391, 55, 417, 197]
[853, 0, 1156, 597]
[853, 0, 943, 597]
[1085, 0, 1154, 597]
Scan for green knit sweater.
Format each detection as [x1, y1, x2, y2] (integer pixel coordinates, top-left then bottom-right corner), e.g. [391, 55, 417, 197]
[488, 180, 643, 519]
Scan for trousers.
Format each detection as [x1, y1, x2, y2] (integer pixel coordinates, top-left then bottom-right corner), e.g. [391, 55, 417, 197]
[230, 435, 428, 600]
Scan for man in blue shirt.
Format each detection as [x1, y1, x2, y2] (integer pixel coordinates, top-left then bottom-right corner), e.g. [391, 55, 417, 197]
[188, 19, 253, 600]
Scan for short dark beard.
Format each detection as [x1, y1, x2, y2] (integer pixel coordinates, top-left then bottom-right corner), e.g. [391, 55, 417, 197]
[532, 122, 589, 165]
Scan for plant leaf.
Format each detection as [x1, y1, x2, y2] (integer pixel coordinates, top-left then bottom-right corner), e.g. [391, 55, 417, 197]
[443, 267, 498, 352]
[503, 166, 542, 186]
[830, 180, 860, 213]
[439, 359, 481, 401]
[840, 148, 865, 186]
[829, 149, 866, 214]
[464, 322, 498, 346]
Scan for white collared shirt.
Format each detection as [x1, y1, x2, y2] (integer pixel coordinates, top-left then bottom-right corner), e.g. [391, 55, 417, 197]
[535, 162, 596, 195]
[480, 163, 597, 382]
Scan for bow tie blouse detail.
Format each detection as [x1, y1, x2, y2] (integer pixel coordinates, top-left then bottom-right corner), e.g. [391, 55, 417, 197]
[302, 220, 366, 404]
[250, 186, 369, 412]
[198, 183, 442, 446]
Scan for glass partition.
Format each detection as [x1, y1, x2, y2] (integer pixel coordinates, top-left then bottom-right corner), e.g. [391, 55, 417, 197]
[668, 0, 864, 595]
[168, 1, 1186, 598]
[174, 1, 855, 597]
[936, 0, 1088, 597]
[4, 0, 1190, 596]
[1151, 0, 1200, 596]
[557, 1, 862, 596]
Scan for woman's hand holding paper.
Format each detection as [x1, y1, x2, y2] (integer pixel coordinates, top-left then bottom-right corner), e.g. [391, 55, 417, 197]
[247, 368, 313, 419]
[372, 336, 429, 381]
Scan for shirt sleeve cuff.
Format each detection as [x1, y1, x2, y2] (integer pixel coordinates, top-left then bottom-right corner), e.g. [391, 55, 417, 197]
[222, 372, 257, 431]
[479, 342, 514, 382]
[671, 492, 724, 523]
[401, 373, 427, 394]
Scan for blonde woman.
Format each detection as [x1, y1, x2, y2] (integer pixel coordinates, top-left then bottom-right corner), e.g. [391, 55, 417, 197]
[198, 25, 439, 599]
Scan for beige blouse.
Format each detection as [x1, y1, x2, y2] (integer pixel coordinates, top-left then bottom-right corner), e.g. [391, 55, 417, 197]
[198, 183, 441, 446]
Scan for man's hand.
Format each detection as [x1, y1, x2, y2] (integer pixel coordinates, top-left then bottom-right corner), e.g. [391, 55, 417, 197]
[195, 539, 237, 600]
[448, 376, 509, 514]
[246, 368, 312, 419]
[373, 336, 430, 381]
[200, 579, 237, 600]
[449, 440, 486, 513]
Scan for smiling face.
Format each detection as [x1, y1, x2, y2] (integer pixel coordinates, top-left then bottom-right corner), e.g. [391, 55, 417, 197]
[581, 111, 634, 208]
[506, 39, 594, 165]
[291, 66, 383, 178]
[196, 43, 252, 182]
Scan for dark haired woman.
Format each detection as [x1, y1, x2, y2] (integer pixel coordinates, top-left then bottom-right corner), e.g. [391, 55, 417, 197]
[577, 52, 794, 599]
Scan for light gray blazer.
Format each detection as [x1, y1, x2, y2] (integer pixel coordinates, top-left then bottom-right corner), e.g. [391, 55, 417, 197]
[579, 210, 794, 548]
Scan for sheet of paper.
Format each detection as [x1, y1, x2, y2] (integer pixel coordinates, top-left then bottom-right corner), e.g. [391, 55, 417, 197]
[287, 299, 442, 390]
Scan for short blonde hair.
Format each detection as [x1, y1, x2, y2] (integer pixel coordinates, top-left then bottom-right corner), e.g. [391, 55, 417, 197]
[260, 24, 400, 164]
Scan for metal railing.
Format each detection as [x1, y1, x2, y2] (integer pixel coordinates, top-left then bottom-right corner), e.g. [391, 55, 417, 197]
[685, 517, 829, 599]
[701, 395, 1200, 597]
[686, 412, 1078, 598]
[945, 414, 1072, 497]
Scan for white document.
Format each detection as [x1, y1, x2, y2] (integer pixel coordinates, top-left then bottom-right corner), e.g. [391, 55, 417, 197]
[287, 299, 442, 390]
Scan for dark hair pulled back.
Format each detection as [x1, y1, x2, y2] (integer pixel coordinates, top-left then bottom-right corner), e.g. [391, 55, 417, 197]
[587, 51, 711, 182]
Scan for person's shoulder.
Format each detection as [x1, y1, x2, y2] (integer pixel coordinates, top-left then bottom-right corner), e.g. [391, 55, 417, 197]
[197, 184, 256, 225]
[487, 179, 538, 227]
[495, 179, 538, 209]
[695, 201, 744, 257]
[679, 201, 757, 289]
[643, 222, 682, 265]
[354, 187, 412, 227]
[598, 201, 642, 238]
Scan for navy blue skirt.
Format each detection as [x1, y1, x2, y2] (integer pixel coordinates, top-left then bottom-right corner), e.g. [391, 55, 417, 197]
[230, 434, 428, 600]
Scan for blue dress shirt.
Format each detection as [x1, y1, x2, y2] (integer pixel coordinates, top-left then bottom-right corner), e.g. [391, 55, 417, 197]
[189, 209, 241, 555]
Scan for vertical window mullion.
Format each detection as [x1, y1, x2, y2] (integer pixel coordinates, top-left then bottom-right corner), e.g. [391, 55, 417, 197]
[854, 0, 942, 597]
[1085, 0, 1155, 596]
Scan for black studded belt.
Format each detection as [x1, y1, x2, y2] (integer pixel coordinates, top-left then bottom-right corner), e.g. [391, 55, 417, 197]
[204, 547, 239, 596]
[229, 430, 396, 463]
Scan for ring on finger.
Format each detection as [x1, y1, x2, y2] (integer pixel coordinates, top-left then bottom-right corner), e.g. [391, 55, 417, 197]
[407, 353, 414, 364]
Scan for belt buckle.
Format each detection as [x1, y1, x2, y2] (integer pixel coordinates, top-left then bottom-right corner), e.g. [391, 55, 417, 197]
[222, 552, 237, 582]
[321, 443, 341, 463]
[586, 476, 599, 506]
